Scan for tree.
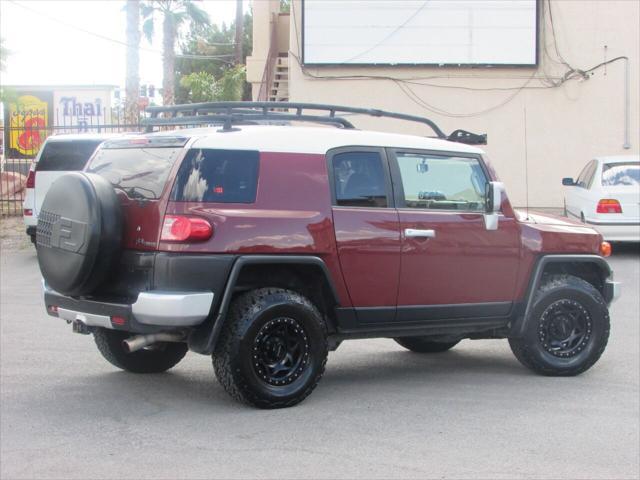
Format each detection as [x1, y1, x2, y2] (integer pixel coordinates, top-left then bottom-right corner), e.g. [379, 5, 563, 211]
[0, 38, 8, 72]
[141, 0, 210, 106]
[179, 66, 246, 103]
[125, 0, 141, 124]
[0, 38, 15, 103]
[179, 71, 216, 102]
[174, 10, 252, 103]
[234, 0, 243, 65]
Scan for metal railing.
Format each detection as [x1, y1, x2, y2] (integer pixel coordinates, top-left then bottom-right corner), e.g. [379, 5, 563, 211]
[257, 14, 279, 102]
[1, 115, 143, 216]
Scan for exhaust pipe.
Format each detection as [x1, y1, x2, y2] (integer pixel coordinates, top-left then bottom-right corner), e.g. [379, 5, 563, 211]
[123, 332, 186, 353]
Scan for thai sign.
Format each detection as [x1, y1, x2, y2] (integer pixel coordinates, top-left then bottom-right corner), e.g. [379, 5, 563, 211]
[3, 86, 114, 159]
[53, 89, 112, 132]
[4, 91, 52, 158]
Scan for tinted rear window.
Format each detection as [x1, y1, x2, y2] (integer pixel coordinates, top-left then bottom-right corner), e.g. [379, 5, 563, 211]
[36, 140, 103, 171]
[86, 147, 182, 199]
[170, 149, 259, 203]
[602, 162, 640, 186]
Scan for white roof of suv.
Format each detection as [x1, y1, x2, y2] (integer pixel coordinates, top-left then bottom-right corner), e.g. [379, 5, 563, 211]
[184, 125, 485, 155]
[594, 155, 639, 164]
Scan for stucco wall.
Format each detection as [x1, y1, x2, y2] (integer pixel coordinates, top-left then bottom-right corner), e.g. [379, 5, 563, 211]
[283, 0, 639, 208]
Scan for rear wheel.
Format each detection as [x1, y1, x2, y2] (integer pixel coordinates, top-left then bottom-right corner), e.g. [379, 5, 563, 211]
[509, 274, 610, 376]
[394, 337, 460, 353]
[93, 328, 188, 374]
[213, 288, 328, 409]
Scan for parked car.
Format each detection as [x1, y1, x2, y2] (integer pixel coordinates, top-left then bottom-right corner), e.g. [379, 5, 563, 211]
[562, 155, 640, 242]
[35, 103, 620, 409]
[22, 133, 125, 244]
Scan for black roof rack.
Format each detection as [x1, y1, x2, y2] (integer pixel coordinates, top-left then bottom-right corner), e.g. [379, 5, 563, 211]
[143, 101, 487, 145]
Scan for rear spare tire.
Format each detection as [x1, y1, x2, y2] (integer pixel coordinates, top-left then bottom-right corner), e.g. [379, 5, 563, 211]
[36, 172, 121, 296]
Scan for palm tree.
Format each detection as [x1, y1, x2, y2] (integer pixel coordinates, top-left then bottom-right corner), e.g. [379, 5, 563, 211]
[125, 0, 141, 125]
[234, 0, 243, 65]
[141, 1, 209, 106]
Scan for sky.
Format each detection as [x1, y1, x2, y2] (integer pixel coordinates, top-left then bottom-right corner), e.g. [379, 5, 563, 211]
[0, 0, 248, 89]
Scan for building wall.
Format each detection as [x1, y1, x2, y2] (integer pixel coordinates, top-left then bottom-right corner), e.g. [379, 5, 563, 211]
[275, 0, 640, 208]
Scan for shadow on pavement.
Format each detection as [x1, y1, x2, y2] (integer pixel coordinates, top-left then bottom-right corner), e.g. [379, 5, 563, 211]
[39, 346, 530, 413]
[611, 242, 640, 256]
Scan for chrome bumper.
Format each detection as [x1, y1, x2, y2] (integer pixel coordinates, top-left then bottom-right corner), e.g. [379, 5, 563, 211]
[43, 280, 214, 329]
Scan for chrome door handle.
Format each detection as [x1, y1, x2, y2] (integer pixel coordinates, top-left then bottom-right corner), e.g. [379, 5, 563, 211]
[404, 228, 436, 238]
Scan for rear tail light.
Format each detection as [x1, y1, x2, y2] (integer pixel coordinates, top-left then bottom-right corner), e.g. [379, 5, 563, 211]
[47, 305, 59, 316]
[161, 215, 213, 242]
[23, 209, 33, 216]
[111, 316, 127, 326]
[599, 241, 612, 257]
[25, 167, 36, 189]
[596, 199, 622, 213]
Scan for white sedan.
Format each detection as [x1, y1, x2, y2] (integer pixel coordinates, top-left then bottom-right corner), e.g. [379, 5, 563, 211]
[562, 155, 640, 242]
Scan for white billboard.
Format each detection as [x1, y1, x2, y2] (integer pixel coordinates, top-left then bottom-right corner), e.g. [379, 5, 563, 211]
[302, 0, 538, 66]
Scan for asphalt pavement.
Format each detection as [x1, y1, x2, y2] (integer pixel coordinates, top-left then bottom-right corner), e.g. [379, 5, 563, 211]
[1, 246, 638, 479]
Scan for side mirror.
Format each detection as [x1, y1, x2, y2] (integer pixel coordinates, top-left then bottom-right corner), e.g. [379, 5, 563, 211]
[484, 181, 504, 231]
[562, 177, 576, 186]
[485, 181, 503, 214]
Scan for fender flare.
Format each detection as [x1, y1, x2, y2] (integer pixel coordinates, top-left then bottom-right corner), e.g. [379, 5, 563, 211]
[509, 254, 612, 338]
[188, 255, 341, 354]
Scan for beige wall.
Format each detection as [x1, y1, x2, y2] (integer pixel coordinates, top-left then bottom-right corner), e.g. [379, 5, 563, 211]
[276, 0, 640, 208]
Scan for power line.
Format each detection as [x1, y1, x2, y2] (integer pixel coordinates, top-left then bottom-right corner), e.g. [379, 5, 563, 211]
[7, 0, 162, 55]
[340, 0, 430, 64]
[7, 0, 235, 61]
[289, 1, 628, 118]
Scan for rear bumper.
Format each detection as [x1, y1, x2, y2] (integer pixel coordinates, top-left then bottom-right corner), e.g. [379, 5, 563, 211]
[585, 220, 640, 242]
[44, 281, 214, 332]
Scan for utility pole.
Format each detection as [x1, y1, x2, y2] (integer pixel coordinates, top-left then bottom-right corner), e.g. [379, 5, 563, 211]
[125, 0, 141, 125]
[234, 0, 243, 65]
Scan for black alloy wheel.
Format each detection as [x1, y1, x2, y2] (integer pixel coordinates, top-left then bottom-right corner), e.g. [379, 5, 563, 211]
[509, 274, 610, 376]
[253, 317, 310, 386]
[538, 299, 592, 358]
[213, 288, 328, 409]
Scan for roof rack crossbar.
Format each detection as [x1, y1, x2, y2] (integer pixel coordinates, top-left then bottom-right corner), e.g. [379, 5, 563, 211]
[143, 101, 487, 144]
[143, 112, 356, 129]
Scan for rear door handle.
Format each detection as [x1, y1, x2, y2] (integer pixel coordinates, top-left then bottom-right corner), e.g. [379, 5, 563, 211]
[404, 228, 436, 238]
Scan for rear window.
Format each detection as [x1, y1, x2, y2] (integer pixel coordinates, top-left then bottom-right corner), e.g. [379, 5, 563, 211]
[602, 162, 640, 186]
[170, 149, 259, 203]
[86, 147, 182, 199]
[36, 140, 103, 171]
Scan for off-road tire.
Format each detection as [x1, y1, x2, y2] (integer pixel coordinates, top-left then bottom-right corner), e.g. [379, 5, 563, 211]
[509, 274, 610, 376]
[93, 328, 188, 374]
[213, 288, 328, 409]
[394, 337, 460, 353]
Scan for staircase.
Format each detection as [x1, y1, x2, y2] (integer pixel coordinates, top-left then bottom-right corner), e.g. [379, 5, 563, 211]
[268, 54, 289, 102]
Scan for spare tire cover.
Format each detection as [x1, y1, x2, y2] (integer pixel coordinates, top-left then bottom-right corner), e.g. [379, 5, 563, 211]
[37, 172, 122, 296]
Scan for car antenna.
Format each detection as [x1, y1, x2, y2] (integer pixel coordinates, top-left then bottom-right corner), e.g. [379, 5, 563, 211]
[523, 106, 530, 220]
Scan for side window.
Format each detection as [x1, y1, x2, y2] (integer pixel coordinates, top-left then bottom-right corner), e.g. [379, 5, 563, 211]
[171, 149, 259, 203]
[395, 152, 488, 211]
[576, 161, 595, 188]
[332, 151, 389, 208]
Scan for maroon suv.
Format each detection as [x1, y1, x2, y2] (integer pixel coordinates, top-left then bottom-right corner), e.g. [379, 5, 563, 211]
[36, 103, 620, 408]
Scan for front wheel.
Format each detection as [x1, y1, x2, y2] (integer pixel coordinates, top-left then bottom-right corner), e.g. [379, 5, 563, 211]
[213, 288, 328, 409]
[509, 274, 610, 376]
[93, 328, 188, 373]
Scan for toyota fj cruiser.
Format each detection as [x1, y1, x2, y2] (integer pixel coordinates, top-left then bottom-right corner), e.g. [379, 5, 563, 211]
[37, 102, 620, 409]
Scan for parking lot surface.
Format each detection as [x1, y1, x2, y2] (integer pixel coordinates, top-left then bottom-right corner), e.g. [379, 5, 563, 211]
[1, 246, 639, 479]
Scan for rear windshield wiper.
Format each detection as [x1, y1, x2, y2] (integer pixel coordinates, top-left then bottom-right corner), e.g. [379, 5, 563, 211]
[112, 184, 157, 200]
